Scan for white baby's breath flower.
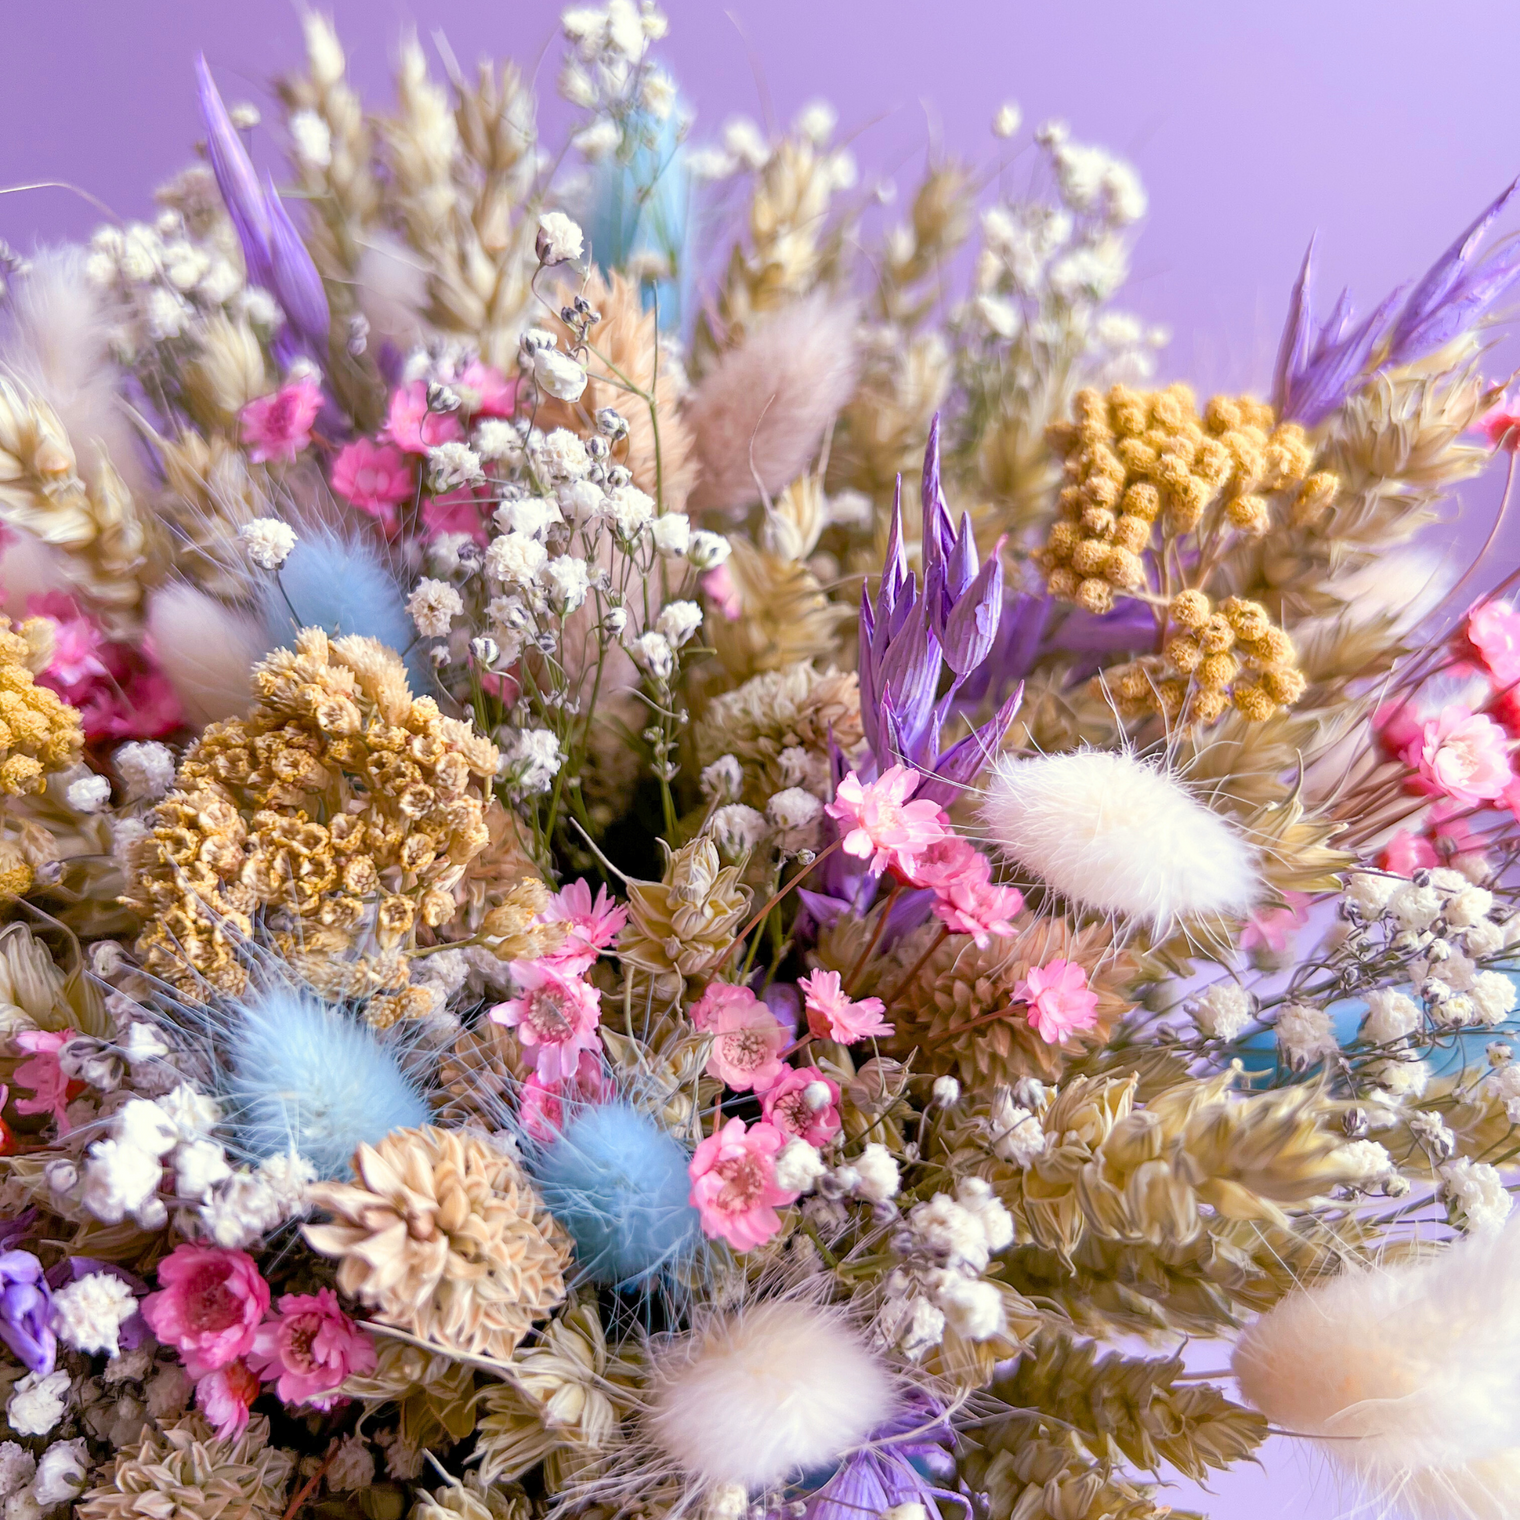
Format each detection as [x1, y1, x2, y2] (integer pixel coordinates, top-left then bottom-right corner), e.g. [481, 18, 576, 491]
[1362, 988, 1423, 1045]
[651, 511, 691, 556]
[1440, 1155, 1513, 1234]
[113, 741, 175, 801]
[145, 286, 190, 339]
[1471, 970, 1517, 1025]
[989, 1089, 1046, 1166]
[708, 804, 769, 857]
[700, 754, 743, 804]
[499, 729, 563, 795]
[656, 600, 702, 647]
[558, 478, 606, 523]
[475, 417, 523, 463]
[1275, 1002, 1338, 1070]
[640, 71, 677, 120]
[932, 1275, 1003, 1342]
[6, 1371, 70, 1437]
[485, 532, 549, 586]
[534, 346, 589, 402]
[240, 516, 297, 569]
[794, 100, 838, 143]
[406, 577, 463, 637]
[992, 101, 1022, 138]
[427, 440, 483, 491]
[533, 427, 593, 482]
[494, 496, 563, 538]
[536, 211, 585, 266]
[541, 555, 592, 613]
[608, 483, 656, 539]
[573, 120, 621, 160]
[290, 109, 333, 166]
[688, 529, 732, 569]
[1390, 883, 1443, 932]
[633, 631, 674, 680]
[773, 1136, 826, 1195]
[1191, 982, 1254, 1041]
[66, 774, 112, 814]
[852, 1143, 900, 1203]
[51, 1272, 138, 1358]
[721, 115, 770, 170]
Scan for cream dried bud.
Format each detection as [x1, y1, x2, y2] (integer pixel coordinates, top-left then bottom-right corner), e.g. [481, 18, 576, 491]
[536, 211, 585, 266]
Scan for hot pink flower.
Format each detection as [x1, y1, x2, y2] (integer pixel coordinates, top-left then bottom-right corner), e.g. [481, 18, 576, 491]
[12, 1030, 73, 1131]
[421, 489, 489, 543]
[760, 1065, 842, 1147]
[799, 968, 893, 1044]
[703, 563, 742, 621]
[239, 376, 324, 464]
[1014, 959, 1100, 1045]
[457, 360, 517, 418]
[194, 1359, 260, 1442]
[688, 1117, 797, 1251]
[1403, 704, 1513, 806]
[248, 1288, 375, 1411]
[704, 990, 789, 1093]
[1379, 828, 1440, 876]
[1467, 599, 1520, 688]
[490, 962, 603, 1084]
[1240, 891, 1312, 955]
[329, 438, 414, 533]
[141, 1244, 270, 1379]
[1478, 395, 1520, 452]
[381, 380, 464, 454]
[33, 600, 108, 690]
[518, 1050, 615, 1143]
[825, 765, 951, 880]
[541, 880, 628, 975]
[1373, 700, 1425, 760]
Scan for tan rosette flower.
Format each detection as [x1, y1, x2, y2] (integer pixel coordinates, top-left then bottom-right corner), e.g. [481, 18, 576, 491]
[305, 1125, 571, 1363]
[0, 617, 84, 800]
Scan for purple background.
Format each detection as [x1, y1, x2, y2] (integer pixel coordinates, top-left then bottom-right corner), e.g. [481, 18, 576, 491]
[6, 3, 1517, 1512]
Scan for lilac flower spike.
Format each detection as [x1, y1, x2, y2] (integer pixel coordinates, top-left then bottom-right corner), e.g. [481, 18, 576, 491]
[196, 55, 330, 362]
[0, 1250, 55, 1375]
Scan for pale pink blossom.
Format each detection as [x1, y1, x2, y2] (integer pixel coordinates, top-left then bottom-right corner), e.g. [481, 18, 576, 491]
[1240, 891, 1312, 955]
[329, 438, 413, 533]
[910, 834, 1023, 946]
[1373, 699, 1424, 760]
[541, 880, 628, 975]
[239, 376, 324, 463]
[141, 1244, 270, 1379]
[381, 380, 464, 454]
[457, 360, 517, 418]
[760, 1065, 842, 1147]
[35, 602, 108, 688]
[1403, 704, 1513, 805]
[688, 1117, 797, 1250]
[517, 1051, 614, 1144]
[12, 1030, 72, 1131]
[1015, 959, 1100, 1045]
[703, 563, 742, 620]
[490, 962, 603, 1083]
[824, 765, 951, 879]
[194, 1359, 260, 1441]
[248, 1288, 375, 1410]
[1467, 599, 1520, 687]
[703, 989, 789, 1093]
[688, 981, 762, 1032]
[799, 968, 893, 1044]
[1380, 829, 1439, 876]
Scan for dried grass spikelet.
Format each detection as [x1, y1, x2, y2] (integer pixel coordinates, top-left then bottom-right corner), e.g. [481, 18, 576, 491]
[538, 271, 695, 511]
[0, 615, 84, 797]
[181, 312, 270, 430]
[705, 538, 852, 682]
[146, 582, 264, 727]
[150, 430, 268, 601]
[876, 917, 1134, 1087]
[341, 1332, 478, 1451]
[305, 1123, 571, 1363]
[413, 1475, 532, 1520]
[618, 837, 751, 1003]
[687, 292, 860, 516]
[77, 1412, 296, 1520]
[1233, 1219, 1520, 1520]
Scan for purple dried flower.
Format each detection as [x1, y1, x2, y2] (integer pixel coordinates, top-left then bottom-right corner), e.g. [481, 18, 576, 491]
[0, 1250, 55, 1375]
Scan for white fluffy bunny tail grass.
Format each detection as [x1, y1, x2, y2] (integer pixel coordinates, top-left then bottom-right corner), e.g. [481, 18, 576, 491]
[1232, 1218, 1520, 1520]
[981, 746, 1259, 934]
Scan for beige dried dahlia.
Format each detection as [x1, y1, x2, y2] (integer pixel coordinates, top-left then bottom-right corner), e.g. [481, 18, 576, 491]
[305, 1124, 571, 1363]
[77, 1413, 295, 1520]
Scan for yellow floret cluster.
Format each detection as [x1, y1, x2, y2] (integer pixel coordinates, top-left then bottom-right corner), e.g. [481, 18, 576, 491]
[0, 617, 83, 799]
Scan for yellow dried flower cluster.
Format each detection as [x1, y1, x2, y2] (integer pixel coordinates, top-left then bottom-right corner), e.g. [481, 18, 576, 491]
[125, 630, 499, 996]
[0, 617, 84, 800]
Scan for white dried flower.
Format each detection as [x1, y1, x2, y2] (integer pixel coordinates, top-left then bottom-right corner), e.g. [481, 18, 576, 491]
[1446, 885, 1495, 928]
[500, 729, 563, 795]
[240, 516, 297, 569]
[700, 755, 744, 804]
[608, 483, 656, 539]
[536, 211, 585, 265]
[51, 1272, 138, 1358]
[989, 1090, 1046, 1166]
[427, 440, 483, 491]
[533, 427, 592, 482]
[651, 511, 691, 556]
[1192, 982, 1253, 1041]
[66, 774, 112, 813]
[326, 1433, 376, 1492]
[656, 600, 703, 647]
[475, 417, 523, 463]
[1390, 883, 1444, 932]
[932, 1274, 1003, 1341]
[82, 1138, 163, 1226]
[1471, 970, 1517, 1025]
[707, 804, 769, 857]
[146, 286, 191, 339]
[572, 120, 621, 160]
[1339, 1139, 1396, 1182]
[406, 577, 463, 637]
[721, 115, 770, 170]
[641, 71, 677, 120]
[534, 347, 589, 402]
[176, 1138, 233, 1200]
[558, 478, 606, 523]
[541, 555, 592, 613]
[118, 1097, 179, 1157]
[495, 496, 563, 539]
[1464, 917, 1505, 957]
[853, 1143, 900, 1203]
[1440, 1156, 1513, 1234]
[992, 101, 1022, 138]
[633, 631, 674, 680]
[687, 145, 737, 180]
[7, 1371, 70, 1437]
[774, 1137, 827, 1194]
[158, 1084, 222, 1142]
[486, 532, 549, 587]
[1362, 988, 1423, 1045]
[0, 1446, 34, 1502]
[1275, 1002, 1338, 1069]
[688, 529, 731, 569]
[113, 741, 175, 800]
[766, 787, 822, 835]
[931, 1075, 961, 1106]
[289, 109, 333, 166]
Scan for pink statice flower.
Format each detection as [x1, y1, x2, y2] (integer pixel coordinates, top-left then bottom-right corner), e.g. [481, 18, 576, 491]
[541, 880, 628, 975]
[825, 765, 951, 880]
[490, 962, 603, 1084]
[1015, 959, 1100, 1045]
[703, 989, 788, 1093]
[329, 438, 414, 534]
[141, 1245, 270, 1379]
[381, 380, 464, 454]
[1403, 704, 1513, 806]
[702, 563, 742, 621]
[457, 360, 517, 418]
[910, 834, 1023, 947]
[1240, 891, 1312, 956]
[248, 1288, 375, 1411]
[12, 1030, 73, 1130]
[1379, 829, 1440, 875]
[194, 1359, 260, 1442]
[1477, 394, 1520, 452]
[688, 1117, 797, 1251]
[760, 1065, 842, 1148]
[239, 376, 324, 464]
[799, 968, 893, 1044]
[1466, 599, 1520, 687]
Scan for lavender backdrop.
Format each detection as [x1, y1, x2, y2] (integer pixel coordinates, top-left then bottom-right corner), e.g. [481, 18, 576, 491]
[6, 2, 1519, 1513]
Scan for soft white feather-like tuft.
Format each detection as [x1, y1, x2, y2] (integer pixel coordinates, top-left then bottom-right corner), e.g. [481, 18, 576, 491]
[646, 1299, 895, 1492]
[1233, 1220, 1520, 1520]
[147, 584, 264, 726]
[981, 748, 1257, 931]
[3, 247, 148, 498]
[686, 294, 859, 515]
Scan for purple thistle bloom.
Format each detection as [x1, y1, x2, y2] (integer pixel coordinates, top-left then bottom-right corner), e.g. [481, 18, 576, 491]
[0, 1250, 55, 1376]
[196, 55, 330, 363]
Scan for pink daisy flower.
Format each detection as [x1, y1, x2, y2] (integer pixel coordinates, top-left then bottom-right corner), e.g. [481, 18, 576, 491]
[1467, 599, 1520, 687]
[239, 375, 324, 464]
[703, 989, 789, 1093]
[329, 438, 414, 534]
[381, 380, 464, 454]
[490, 962, 603, 1084]
[688, 981, 762, 1032]
[825, 765, 951, 880]
[194, 1359, 261, 1442]
[1403, 704, 1513, 806]
[688, 1117, 797, 1251]
[541, 880, 629, 975]
[1014, 959, 1100, 1045]
[141, 1244, 270, 1379]
[760, 1065, 842, 1148]
[248, 1288, 375, 1411]
[799, 968, 893, 1044]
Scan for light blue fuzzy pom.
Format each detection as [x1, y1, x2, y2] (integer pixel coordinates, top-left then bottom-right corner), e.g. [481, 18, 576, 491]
[532, 1103, 700, 1286]
[224, 987, 430, 1179]
[261, 529, 427, 689]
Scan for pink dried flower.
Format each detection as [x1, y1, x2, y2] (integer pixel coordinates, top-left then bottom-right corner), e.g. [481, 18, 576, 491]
[825, 765, 951, 880]
[194, 1359, 260, 1442]
[1466, 599, 1520, 687]
[11, 1030, 72, 1131]
[703, 988, 789, 1093]
[421, 489, 489, 543]
[248, 1288, 375, 1411]
[541, 880, 628, 975]
[1015, 959, 1100, 1045]
[689, 981, 763, 1032]
[1379, 829, 1440, 876]
[688, 1116, 797, 1251]
[517, 1051, 614, 1144]
[381, 380, 464, 454]
[702, 563, 742, 621]
[910, 834, 1023, 947]
[1403, 704, 1513, 806]
[329, 438, 414, 533]
[141, 1244, 270, 1378]
[490, 961, 603, 1084]
[1373, 699, 1425, 760]
[1240, 891, 1312, 955]
[799, 968, 893, 1044]
[33, 600, 108, 689]
[458, 360, 517, 418]
[239, 376, 324, 464]
[760, 1065, 842, 1147]
[1477, 395, 1520, 452]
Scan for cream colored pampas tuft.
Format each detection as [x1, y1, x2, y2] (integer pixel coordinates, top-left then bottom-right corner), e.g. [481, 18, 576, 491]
[146, 584, 264, 726]
[686, 293, 859, 515]
[1233, 1219, 1520, 1520]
